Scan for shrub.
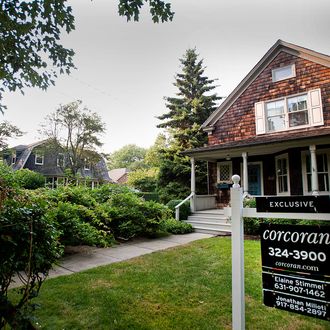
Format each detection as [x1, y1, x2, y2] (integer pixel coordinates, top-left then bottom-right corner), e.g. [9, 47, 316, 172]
[0, 163, 18, 205]
[91, 183, 133, 203]
[107, 192, 172, 239]
[45, 202, 113, 247]
[166, 199, 191, 220]
[14, 169, 45, 189]
[161, 218, 194, 234]
[0, 192, 62, 328]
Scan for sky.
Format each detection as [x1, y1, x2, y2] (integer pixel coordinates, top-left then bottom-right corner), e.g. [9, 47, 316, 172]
[3, 0, 330, 154]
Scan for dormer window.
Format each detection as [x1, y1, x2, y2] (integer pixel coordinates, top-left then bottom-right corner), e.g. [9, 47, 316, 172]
[57, 153, 65, 167]
[84, 159, 91, 171]
[35, 153, 44, 165]
[272, 64, 295, 82]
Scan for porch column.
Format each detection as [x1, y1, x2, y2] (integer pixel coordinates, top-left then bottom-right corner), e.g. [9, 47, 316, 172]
[191, 157, 196, 212]
[242, 152, 249, 197]
[309, 145, 319, 196]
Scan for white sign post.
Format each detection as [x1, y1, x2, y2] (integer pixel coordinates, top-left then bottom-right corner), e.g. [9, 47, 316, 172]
[231, 175, 245, 330]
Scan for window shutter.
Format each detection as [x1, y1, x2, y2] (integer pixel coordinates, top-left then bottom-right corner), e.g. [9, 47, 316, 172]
[255, 101, 265, 134]
[309, 88, 324, 126]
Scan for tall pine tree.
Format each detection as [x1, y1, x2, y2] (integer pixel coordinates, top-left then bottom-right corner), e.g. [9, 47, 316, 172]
[157, 48, 221, 203]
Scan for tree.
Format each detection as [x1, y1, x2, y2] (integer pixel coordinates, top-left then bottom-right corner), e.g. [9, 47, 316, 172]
[0, 0, 174, 113]
[40, 100, 106, 177]
[0, 121, 23, 150]
[156, 48, 221, 202]
[107, 144, 147, 171]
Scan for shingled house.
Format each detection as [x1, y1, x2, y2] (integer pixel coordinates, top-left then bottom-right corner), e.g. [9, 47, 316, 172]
[181, 40, 330, 231]
[4, 140, 111, 188]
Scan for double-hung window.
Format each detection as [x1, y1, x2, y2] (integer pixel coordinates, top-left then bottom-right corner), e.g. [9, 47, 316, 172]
[255, 89, 323, 134]
[275, 154, 290, 195]
[301, 150, 330, 195]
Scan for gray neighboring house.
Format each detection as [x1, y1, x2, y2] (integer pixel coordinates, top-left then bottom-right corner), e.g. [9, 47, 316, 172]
[3, 140, 112, 188]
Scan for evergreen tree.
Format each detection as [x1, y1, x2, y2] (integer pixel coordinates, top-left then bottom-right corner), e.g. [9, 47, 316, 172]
[157, 49, 221, 203]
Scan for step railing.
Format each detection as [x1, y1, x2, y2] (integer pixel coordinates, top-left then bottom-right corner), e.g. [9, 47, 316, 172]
[175, 192, 195, 220]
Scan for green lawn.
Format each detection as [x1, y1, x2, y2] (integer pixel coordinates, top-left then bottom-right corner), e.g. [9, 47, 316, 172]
[26, 237, 329, 329]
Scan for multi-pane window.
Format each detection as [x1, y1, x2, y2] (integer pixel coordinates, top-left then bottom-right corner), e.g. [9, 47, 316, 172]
[217, 162, 232, 182]
[266, 94, 308, 132]
[287, 94, 308, 127]
[276, 155, 289, 195]
[266, 100, 285, 132]
[255, 89, 323, 135]
[304, 152, 329, 194]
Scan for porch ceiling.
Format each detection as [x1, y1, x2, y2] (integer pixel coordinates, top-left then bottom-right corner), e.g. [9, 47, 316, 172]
[183, 131, 330, 161]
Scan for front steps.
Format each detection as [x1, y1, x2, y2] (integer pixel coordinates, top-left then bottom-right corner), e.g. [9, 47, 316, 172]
[184, 209, 231, 235]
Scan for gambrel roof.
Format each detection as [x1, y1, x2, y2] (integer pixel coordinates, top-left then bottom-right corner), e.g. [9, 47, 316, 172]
[202, 39, 330, 132]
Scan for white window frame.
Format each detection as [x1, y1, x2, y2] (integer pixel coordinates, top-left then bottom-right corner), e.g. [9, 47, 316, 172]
[301, 149, 330, 195]
[11, 153, 16, 165]
[255, 88, 324, 135]
[272, 64, 296, 82]
[217, 161, 232, 183]
[35, 153, 44, 165]
[275, 153, 290, 196]
[57, 153, 65, 167]
[84, 159, 91, 171]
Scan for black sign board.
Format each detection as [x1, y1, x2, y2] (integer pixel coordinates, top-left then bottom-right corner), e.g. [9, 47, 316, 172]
[260, 224, 330, 320]
[260, 224, 330, 276]
[256, 195, 330, 213]
[263, 290, 329, 321]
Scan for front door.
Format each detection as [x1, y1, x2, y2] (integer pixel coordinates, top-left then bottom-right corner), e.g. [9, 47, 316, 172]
[248, 163, 262, 195]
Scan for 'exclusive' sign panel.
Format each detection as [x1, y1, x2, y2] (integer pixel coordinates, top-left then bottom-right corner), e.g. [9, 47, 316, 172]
[256, 196, 330, 213]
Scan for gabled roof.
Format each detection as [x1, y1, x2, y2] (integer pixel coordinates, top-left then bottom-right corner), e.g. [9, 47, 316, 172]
[12, 140, 48, 170]
[202, 40, 330, 130]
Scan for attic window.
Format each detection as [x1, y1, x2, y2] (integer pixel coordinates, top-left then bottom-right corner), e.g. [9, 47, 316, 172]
[272, 64, 295, 82]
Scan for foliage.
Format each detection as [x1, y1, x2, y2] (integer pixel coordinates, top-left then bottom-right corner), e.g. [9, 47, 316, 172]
[90, 183, 133, 203]
[118, 0, 174, 23]
[0, 0, 75, 113]
[0, 163, 18, 205]
[45, 202, 112, 247]
[161, 218, 194, 234]
[40, 100, 106, 177]
[166, 199, 191, 220]
[127, 167, 158, 192]
[106, 192, 171, 239]
[156, 49, 221, 199]
[0, 121, 23, 149]
[14, 169, 45, 190]
[144, 133, 167, 168]
[107, 144, 147, 171]
[0, 191, 62, 329]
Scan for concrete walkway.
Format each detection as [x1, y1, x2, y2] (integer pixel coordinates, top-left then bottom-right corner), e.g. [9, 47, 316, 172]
[48, 232, 214, 279]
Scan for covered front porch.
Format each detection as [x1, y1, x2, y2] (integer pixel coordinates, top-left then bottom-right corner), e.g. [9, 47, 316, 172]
[182, 132, 330, 215]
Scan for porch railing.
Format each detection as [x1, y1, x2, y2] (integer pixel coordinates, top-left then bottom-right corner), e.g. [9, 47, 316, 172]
[175, 193, 217, 220]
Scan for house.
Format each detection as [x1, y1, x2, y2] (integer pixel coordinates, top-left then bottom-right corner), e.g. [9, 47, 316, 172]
[108, 168, 129, 184]
[3, 140, 111, 188]
[181, 40, 330, 231]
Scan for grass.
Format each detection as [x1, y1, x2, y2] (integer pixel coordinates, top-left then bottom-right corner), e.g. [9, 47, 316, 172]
[13, 237, 329, 329]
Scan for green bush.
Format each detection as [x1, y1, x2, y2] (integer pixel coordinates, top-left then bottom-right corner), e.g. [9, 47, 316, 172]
[161, 218, 194, 234]
[166, 199, 191, 220]
[91, 183, 133, 203]
[14, 169, 45, 189]
[137, 192, 160, 202]
[45, 202, 113, 247]
[0, 191, 62, 328]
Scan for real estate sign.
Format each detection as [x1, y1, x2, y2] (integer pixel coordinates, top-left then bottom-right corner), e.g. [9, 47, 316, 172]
[260, 223, 330, 321]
